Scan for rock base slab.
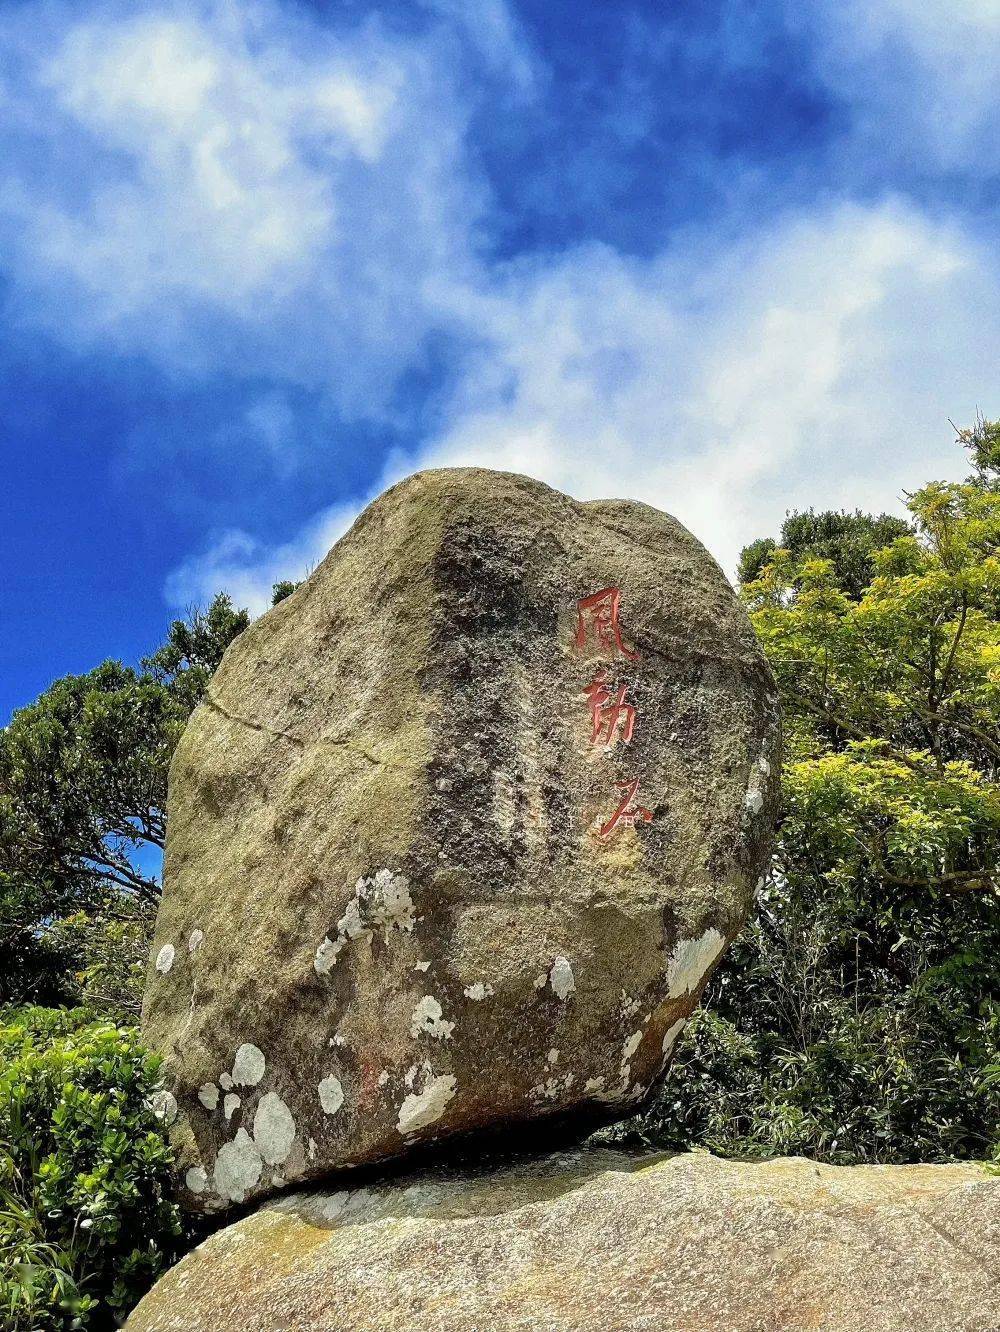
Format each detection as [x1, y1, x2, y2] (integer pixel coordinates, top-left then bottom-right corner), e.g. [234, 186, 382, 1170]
[127, 1147, 1000, 1332]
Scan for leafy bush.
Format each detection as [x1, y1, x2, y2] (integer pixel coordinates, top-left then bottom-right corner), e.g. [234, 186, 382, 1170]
[636, 422, 1000, 1166]
[0, 1007, 186, 1330]
[637, 877, 1000, 1164]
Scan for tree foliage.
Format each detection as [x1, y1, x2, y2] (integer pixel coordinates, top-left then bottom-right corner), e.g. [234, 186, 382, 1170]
[0, 1007, 186, 1331]
[737, 508, 912, 599]
[0, 596, 248, 1012]
[641, 421, 1000, 1163]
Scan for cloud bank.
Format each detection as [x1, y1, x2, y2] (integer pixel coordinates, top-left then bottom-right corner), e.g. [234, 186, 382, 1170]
[1, 0, 997, 615]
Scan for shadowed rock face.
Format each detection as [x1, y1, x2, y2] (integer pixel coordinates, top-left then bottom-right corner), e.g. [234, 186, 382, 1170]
[142, 468, 779, 1212]
[126, 1148, 1000, 1332]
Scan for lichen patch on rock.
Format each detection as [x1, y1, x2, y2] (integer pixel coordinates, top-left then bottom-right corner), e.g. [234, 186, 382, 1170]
[318, 1076, 345, 1115]
[212, 1129, 262, 1204]
[231, 1043, 266, 1087]
[549, 956, 576, 1001]
[666, 927, 727, 1000]
[409, 995, 455, 1041]
[397, 1071, 457, 1136]
[253, 1093, 296, 1166]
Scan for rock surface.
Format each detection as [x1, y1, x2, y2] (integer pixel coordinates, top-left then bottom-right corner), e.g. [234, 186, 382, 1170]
[127, 1147, 1000, 1332]
[143, 468, 779, 1211]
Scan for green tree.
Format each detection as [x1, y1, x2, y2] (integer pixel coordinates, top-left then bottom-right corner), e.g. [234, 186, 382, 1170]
[269, 579, 298, 605]
[737, 508, 912, 599]
[642, 422, 1000, 1163]
[0, 596, 248, 1012]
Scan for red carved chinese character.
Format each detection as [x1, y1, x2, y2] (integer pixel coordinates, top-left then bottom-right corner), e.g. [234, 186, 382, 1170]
[584, 670, 636, 748]
[574, 586, 638, 659]
[599, 778, 653, 838]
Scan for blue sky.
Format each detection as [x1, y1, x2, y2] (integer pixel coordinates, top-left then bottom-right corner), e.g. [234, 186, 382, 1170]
[2, 0, 999, 722]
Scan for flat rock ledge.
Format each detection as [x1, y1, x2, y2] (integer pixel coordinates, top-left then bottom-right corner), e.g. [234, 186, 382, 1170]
[128, 1146, 1000, 1332]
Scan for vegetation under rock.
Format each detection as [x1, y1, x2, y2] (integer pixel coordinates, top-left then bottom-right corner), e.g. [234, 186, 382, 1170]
[0, 1007, 187, 1331]
[636, 418, 1000, 1163]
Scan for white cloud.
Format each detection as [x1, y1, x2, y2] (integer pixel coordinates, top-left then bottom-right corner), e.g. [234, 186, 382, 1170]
[0, 0, 482, 414]
[171, 197, 999, 604]
[417, 0, 539, 96]
[0, 0, 996, 610]
[165, 500, 357, 614]
[796, 0, 1000, 169]
[416, 198, 992, 575]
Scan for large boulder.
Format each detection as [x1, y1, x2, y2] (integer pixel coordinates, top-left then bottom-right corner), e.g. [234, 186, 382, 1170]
[127, 1147, 1000, 1332]
[142, 468, 779, 1212]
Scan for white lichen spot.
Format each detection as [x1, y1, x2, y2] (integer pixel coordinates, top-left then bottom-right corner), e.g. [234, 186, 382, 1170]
[758, 756, 771, 776]
[593, 1083, 627, 1103]
[315, 869, 416, 975]
[745, 787, 765, 814]
[397, 1072, 457, 1136]
[219, 1071, 234, 1090]
[463, 981, 493, 1001]
[547, 1048, 560, 1066]
[185, 1166, 208, 1195]
[198, 1083, 219, 1112]
[661, 1017, 686, 1057]
[410, 995, 455, 1041]
[377, 1070, 390, 1087]
[549, 956, 575, 1001]
[616, 1028, 645, 1090]
[530, 1071, 575, 1103]
[584, 1076, 606, 1093]
[318, 1075, 345, 1115]
[339, 896, 365, 939]
[213, 1128, 262, 1203]
[534, 972, 547, 989]
[188, 929, 204, 954]
[232, 1043, 266, 1087]
[377, 870, 416, 923]
[308, 1138, 317, 1161]
[155, 944, 175, 974]
[622, 1029, 643, 1065]
[404, 1063, 420, 1089]
[666, 927, 727, 1000]
[271, 1172, 285, 1188]
[414, 960, 431, 972]
[223, 1093, 241, 1121]
[253, 1092, 296, 1165]
[314, 935, 342, 975]
[147, 1089, 178, 1124]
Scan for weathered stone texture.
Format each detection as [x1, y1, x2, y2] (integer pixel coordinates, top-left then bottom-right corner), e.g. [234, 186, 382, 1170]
[142, 468, 779, 1211]
[127, 1148, 1000, 1332]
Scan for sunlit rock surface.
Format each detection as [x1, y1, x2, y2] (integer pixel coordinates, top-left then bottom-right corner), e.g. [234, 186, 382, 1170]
[127, 1147, 1000, 1332]
[142, 468, 779, 1212]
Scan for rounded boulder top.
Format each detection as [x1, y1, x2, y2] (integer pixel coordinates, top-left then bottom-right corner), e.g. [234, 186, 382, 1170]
[142, 467, 780, 1212]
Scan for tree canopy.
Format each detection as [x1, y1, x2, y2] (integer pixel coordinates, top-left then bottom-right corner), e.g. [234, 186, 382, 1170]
[641, 420, 1000, 1163]
[0, 596, 248, 1008]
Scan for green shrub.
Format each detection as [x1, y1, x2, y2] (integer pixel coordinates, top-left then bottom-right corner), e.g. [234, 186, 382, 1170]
[630, 428, 1000, 1168]
[631, 851, 1000, 1166]
[0, 1007, 186, 1330]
